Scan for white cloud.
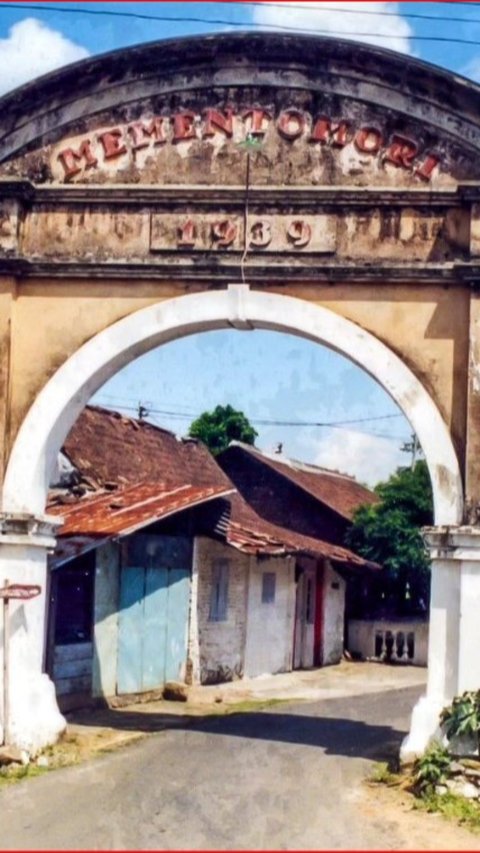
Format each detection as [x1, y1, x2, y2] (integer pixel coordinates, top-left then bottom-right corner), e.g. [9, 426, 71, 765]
[0, 18, 89, 96]
[252, 1, 412, 55]
[312, 428, 407, 487]
[461, 57, 480, 83]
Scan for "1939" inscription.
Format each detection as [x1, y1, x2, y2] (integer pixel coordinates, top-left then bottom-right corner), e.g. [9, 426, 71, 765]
[150, 214, 336, 253]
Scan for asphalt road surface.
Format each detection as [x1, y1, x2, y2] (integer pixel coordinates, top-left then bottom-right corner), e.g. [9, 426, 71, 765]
[1, 685, 479, 850]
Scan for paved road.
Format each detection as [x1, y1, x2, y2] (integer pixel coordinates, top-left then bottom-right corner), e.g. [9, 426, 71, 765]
[0, 685, 478, 850]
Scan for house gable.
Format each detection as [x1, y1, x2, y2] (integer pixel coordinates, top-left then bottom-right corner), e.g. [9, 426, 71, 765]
[218, 444, 375, 541]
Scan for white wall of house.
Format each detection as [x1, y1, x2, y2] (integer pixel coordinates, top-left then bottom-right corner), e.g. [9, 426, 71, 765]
[322, 561, 346, 665]
[293, 556, 317, 669]
[244, 556, 296, 678]
[92, 541, 120, 697]
[194, 536, 249, 684]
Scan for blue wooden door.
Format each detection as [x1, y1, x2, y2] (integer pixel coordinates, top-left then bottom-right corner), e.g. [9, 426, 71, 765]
[164, 567, 190, 682]
[142, 566, 168, 690]
[117, 536, 191, 694]
[117, 565, 145, 694]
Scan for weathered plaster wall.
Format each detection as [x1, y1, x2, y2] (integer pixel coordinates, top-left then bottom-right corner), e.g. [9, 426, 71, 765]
[2, 31, 480, 757]
[465, 292, 480, 519]
[3, 280, 179, 457]
[0, 278, 469, 495]
[273, 282, 470, 466]
[92, 541, 120, 698]
[244, 555, 296, 678]
[0, 280, 14, 482]
[321, 561, 346, 666]
[195, 536, 249, 684]
[0, 31, 478, 513]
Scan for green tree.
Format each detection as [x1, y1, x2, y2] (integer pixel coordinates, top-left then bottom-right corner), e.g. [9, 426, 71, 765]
[188, 404, 258, 456]
[345, 461, 433, 615]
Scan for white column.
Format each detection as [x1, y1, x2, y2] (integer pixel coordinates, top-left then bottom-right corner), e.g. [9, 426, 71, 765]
[0, 513, 66, 754]
[401, 526, 480, 762]
[186, 537, 201, 685]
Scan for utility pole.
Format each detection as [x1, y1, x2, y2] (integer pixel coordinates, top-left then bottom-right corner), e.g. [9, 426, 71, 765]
[401, 433, 421, 469]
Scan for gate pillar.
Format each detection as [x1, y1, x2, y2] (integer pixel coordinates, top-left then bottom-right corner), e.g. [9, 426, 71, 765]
[0, 514, 65, 753]
[401, 526, 480, 761]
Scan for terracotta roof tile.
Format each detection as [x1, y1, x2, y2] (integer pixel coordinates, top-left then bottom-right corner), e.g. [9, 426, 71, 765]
[224, 493, 378, 572]
[62, 405, 231, 492]
[54, 406, 378, 572]
[220, 442, 377, 521]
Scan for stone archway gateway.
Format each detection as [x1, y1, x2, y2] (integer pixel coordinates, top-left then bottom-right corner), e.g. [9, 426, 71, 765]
[1, 31, 480, 755]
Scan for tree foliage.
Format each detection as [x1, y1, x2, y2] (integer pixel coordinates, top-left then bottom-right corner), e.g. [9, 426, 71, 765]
[188, 404, 258, 456]
[345, 461, 433, 616]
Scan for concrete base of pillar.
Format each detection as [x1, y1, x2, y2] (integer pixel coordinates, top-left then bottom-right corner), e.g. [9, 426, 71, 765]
[4, 670, 66, 754]
[400, 694, 445, 763]
[0, 514, 66, 754]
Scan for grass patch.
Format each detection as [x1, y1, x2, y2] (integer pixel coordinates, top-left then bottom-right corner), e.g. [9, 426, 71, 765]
[0, 762, 49, 787]
[221, 697, 289, 715]
[369, 744, 480, 835]
[413, 790, 480, 833]
[185, 696, 292, 717]
[368, 761, 403, 787]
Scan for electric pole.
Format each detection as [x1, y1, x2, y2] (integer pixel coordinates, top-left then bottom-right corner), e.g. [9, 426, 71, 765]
[401, 433, 421, 469]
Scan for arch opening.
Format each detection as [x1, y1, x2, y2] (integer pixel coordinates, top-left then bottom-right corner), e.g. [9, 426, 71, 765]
[2, 287, 463, 527]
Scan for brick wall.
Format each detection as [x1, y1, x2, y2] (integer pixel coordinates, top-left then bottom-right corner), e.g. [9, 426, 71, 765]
[218, 449, 347, 542]
[194, 537, 249, 684]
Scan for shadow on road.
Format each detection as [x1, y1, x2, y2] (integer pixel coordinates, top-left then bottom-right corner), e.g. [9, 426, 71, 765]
[181, 711, 404, 760]
[68, 706, 406, 761]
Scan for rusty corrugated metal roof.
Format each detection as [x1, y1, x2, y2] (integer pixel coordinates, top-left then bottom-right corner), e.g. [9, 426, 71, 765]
[48, 482, 234, 538]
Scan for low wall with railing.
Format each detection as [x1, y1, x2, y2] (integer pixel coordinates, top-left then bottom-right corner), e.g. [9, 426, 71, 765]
[347, 618, 428, 666]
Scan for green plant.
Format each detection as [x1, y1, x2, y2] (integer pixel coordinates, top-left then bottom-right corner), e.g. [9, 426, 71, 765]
[345, 461, 433, 615]
[369, 761, 401, 786]
[412, 742, 451, 795]
[413, 790, 480, 833]
[440, 691, 480, 752]
[188, 404, 257, 456]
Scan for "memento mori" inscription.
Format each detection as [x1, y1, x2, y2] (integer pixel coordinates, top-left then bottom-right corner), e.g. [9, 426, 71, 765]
[52, 107, 441, 183]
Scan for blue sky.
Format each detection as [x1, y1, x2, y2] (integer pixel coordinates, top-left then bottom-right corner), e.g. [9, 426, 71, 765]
[0, 2, 472, 484]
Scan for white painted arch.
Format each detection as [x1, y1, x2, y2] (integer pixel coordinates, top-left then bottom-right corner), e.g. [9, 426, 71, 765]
[2, 286, 463, 525]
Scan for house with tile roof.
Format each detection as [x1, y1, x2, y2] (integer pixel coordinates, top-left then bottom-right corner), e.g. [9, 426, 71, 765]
[46, 406, 378, 709]
[217, 442, 379, 668]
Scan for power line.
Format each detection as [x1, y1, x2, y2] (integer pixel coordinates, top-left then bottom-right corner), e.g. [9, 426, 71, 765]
[94, 396, 405, 430]
[3, 3, 480, 47]
[5, 1, 480, 27]
[245, 1, 480, 26]
[97, 393, 197, 415]
[94, 397, 404, 426]
[116, 410, 408, 441]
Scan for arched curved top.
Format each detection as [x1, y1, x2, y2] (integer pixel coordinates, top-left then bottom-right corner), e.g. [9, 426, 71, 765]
[2, 288, 463, 526]
[1, 31, 480, 183]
